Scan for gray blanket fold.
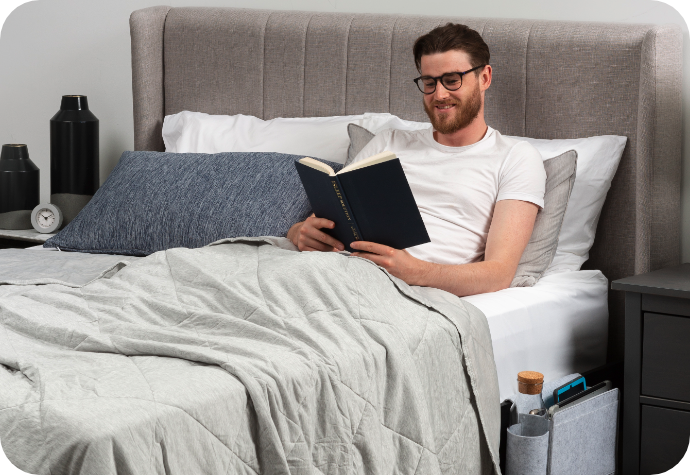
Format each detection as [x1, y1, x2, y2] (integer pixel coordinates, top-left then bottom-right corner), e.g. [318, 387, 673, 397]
[0, 238, 500, 475]
[0, 248, 138, 286]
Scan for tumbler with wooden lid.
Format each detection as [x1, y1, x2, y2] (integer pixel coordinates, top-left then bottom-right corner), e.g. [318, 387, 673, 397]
[517, 371, 546, 416]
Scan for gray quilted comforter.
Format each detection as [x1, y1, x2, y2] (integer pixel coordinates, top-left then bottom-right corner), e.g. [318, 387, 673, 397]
[0, 238, 500, 475]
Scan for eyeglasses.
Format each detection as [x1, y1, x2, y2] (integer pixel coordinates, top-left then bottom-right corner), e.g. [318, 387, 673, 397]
[413, 65, 486, 94]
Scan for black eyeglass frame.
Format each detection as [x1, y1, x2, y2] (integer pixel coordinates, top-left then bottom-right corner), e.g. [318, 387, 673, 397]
[413, 65, 487, 94]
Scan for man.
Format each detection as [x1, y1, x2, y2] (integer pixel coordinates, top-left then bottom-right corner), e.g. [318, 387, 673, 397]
[287, 23, 546, 297]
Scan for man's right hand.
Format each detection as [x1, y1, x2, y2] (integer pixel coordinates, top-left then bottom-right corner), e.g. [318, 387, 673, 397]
[287, 215, 345, 252]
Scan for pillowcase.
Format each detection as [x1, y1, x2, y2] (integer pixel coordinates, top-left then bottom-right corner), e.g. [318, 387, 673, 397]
[163, 111, 363, 164]
[360, 112, 431, 135]
[349, 114, 627, 273]
[44, 151, 342, 256]
[511, 150, 577, 287]
[346, 123, 375, 166]
[505, 135, 626, 275]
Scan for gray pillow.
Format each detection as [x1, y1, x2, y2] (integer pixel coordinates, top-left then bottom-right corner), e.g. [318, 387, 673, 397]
[511, 150, 578, 287]
[44, 151, 342, 256]
[346, 123, 375, 166]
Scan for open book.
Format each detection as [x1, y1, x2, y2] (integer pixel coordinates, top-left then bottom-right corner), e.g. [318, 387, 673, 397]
[294, 151, 430, 251]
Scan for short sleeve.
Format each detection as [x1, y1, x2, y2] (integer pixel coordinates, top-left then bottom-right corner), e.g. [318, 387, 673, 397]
[496, 141, 546, 208]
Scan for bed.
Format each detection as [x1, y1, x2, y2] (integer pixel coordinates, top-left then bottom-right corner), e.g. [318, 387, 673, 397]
[0, 6, 682, 475]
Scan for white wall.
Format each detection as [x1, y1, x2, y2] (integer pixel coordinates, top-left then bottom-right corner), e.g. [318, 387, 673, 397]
[1, 0, 688, 259]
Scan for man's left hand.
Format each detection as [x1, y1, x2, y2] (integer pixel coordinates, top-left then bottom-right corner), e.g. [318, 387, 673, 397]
[350, 241, 430, 286]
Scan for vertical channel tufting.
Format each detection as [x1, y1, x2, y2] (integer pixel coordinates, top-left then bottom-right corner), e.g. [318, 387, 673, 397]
[301, 14, 313, 118]
[481, 19, 531, 137]
[262, 12, 272, 120]
[523, 22, 534, 137]
[164, 7, 271, 118]
[303, 13, 355, 117]
[345, 15, 397, 115]
[263, 11, 312, 119]
[388, 18, 398, 114]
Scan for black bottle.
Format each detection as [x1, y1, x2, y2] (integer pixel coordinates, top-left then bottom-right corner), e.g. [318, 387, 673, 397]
[50, 95, 99, 225]
[0, 144, 40, 230]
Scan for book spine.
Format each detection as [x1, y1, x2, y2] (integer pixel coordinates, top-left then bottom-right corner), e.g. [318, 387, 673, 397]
[331, 177, 364, 242]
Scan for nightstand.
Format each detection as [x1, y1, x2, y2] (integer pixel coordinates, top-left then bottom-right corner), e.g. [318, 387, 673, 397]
[0, 229, 55, 249]
[612, 264, 690, 475]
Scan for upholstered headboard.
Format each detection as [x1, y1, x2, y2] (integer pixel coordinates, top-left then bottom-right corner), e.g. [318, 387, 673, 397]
[129, 6, 683, 362]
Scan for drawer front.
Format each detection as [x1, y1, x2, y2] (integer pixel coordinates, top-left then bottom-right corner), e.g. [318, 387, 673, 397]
[642, 313, 690, 403]
[643, 294, 690, 317]
[640, 405, 690, 475]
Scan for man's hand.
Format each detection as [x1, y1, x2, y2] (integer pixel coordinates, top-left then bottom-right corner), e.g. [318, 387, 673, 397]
[350, 241, 431, 285]
[287, 215, 345, 252]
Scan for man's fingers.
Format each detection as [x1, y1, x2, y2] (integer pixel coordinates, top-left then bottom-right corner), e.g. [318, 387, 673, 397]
[306, 216, 335, 230]
[301, 237, 338, 252]
[301, 224, 344, 251]
[350, 241, 393, 256]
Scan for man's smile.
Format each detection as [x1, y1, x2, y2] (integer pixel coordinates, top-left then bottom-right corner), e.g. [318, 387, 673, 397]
[434, 103, 458, 111]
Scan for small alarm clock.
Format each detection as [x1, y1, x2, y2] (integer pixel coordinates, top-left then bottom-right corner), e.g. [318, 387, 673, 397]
[31, 203, 64, 234]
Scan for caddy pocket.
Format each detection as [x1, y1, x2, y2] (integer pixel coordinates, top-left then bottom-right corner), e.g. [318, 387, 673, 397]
[506, 414, 550, 475]
[548, 388, 619, 475]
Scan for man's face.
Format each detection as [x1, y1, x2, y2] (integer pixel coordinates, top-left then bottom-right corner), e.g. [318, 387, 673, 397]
[420, 50, 484, 135]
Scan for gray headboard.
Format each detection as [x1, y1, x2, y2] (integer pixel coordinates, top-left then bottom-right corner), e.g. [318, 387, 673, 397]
[129, 6, 683, 362]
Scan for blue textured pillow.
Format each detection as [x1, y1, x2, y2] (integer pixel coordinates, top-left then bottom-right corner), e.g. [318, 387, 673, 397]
[44, 151, 341, 256]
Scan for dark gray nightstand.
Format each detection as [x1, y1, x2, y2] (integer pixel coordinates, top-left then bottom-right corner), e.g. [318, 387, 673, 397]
[612, 264, 690, 475]
[0, 229, 55, 249]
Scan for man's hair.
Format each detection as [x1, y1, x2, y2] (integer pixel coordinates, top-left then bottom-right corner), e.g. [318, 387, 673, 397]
[413, 23, 490, 72]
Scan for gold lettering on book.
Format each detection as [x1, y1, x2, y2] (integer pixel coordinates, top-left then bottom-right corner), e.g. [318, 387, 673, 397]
[331, 180, 360, 240]
[331, 181, 352, 222]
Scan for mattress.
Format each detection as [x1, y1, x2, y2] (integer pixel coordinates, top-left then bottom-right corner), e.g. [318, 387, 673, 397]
[26, 245, 609, 401]
[463, 269, 608, 400]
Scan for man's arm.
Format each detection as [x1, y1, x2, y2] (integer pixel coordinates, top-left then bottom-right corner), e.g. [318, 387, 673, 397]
[350, 199, 538, 297]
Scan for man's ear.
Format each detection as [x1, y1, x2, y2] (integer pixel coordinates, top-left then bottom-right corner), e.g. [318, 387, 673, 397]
[480, 65, 493, 91]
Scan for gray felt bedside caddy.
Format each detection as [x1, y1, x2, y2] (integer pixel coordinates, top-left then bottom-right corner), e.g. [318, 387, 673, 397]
[505, 375, 619, 475]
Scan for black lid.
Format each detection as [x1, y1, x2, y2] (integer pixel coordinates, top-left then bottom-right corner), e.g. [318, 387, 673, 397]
[60, 95, 89, 111]
[0, 144, 38, 172]
[1, 144, 30, 160]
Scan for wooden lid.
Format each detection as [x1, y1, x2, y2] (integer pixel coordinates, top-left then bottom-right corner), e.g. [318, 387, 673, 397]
[517, 371, 544, 395]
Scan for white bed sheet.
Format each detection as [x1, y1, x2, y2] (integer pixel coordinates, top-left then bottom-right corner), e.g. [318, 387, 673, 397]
[463, 269, 608, 400]
[26, 245, 609, 401]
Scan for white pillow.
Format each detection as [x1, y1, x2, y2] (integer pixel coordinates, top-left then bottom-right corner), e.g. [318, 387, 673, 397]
[509, 135, 626, 274]
[354, 113, 627, 272]
[360, 112, 430, 134]
[162, 111, 365, 164]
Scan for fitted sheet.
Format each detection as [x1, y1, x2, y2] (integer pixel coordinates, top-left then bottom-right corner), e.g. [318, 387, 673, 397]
[463, 269, 608, 400]
[25, 246, 609, 401]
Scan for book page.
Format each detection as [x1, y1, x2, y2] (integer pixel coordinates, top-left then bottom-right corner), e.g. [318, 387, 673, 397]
[298, 157, 335, 176]
[338, 151, 396, 174]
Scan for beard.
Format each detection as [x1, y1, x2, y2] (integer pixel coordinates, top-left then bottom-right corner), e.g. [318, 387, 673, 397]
[423, 81, 482, 135]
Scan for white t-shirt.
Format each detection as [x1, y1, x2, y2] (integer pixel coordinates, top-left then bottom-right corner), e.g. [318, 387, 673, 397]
[352, 126, 546, 265]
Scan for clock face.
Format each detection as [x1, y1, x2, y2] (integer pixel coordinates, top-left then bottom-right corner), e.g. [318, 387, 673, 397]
[36, 209, 56, 228]
[31, 203, 63, 234]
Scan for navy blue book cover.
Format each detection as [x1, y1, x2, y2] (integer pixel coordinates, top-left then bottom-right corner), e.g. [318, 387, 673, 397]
[295, 157, 430, 251]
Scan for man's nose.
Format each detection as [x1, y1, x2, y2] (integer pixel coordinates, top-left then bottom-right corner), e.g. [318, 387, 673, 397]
[433, 81, 451, 100]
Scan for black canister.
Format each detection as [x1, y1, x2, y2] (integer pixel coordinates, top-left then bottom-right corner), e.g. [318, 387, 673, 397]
[50, 95, 99, 225]
[0, 144, 40, 230]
